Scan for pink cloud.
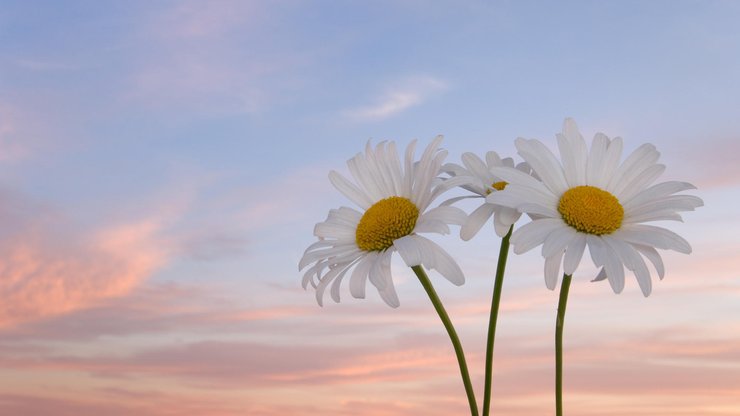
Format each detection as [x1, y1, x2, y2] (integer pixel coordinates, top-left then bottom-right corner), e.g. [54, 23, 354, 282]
[6, 332, 739, 416]
[0, 220, 164, 328]
[0, 288, 739, 416]
[0, 189, 166, 328]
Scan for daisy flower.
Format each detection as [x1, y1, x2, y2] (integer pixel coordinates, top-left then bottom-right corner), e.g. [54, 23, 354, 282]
[488, 118, 703, 296]
[442, 151, 535, 239]
[299, 137, 472, 307]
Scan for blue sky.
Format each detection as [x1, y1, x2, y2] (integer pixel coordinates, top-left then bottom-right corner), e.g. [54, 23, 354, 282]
[1, 1, 739, 415]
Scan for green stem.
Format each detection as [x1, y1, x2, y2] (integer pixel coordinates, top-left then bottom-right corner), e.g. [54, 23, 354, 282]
[555, 274, 573, 416]
[482, 225, 513, 416]
[411, 265, 479, 416]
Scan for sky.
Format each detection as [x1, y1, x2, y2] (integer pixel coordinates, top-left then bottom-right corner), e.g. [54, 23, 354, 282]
[1, 1, 739, 415]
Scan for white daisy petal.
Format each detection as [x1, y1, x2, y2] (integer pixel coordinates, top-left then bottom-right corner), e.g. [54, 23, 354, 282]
[516, 145, 568, 195]
[600, 136, 623, 189]
[542, 226, 577, 258]
[411, 235, 465, 285]
[632, 244, 665, 280]
[413, 219, 451, 235]
[349, 257, 373, 298]
[485, 151, 504, 167]
[487, 184, 557, 214]
[330, 260, 359, 303]
[315, 265, 346, 306]
[412, 136, 444, 209]
[592, 267, 607, 282]
[348, 151, 383, 202]
[328, 171, 373, 209]
[440, 195, 480, 206]
[627, 246, 652, 296]
[301, 260, 325, 288]
[626, 211, 684, 223]
[503, 157, 516, 167]
[601, 241, 625, 294]
[586, 132, 609, 187]
[441, 162, 468, 177]
[298, 245, 355, 271]
[623, 181, 697, 209]
[615, 164, 665, 201]
[461, 203, 496, 241]
[586, 234, 606, 267]
[314, 221, 356, 240]
[557, 118, 588, 185]
[516, 202, 560, 219]
[511, 218, 564, 254]
[421, 205, 468, 227]
[385, 141, 404, 195]
[368, 141, 394, 196]
[603, 235, 652, 296]
[394, 234, 423, 266]
[493, 213, 514, 238]
[403, 139, 417, 196]
[376, 252, 400, 308]
[626, 195, 704, 220]
[498, 206, 522, 227]
[429, 175, 477, 204]
[563, 233, 587, 275]
[617, 224, 692, 254]
[439, 195, 480, 207]
[544, 250, 564, 290]
[461, 152, 493, 182]
[489, 166, 552, 196]
[607, 143, 659, 194]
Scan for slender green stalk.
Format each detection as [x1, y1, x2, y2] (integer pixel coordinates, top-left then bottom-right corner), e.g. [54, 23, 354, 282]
[555, 273, 573, 416]
[411, 265, 479, 416]
[482, 225, 513, 416]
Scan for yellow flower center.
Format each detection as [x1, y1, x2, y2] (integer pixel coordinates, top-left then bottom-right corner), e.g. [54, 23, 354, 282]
[557, 185, 624, 235]
[355, 196, 419, 252]
[492, 181, 507, 191]
[486, 181, 508, 195]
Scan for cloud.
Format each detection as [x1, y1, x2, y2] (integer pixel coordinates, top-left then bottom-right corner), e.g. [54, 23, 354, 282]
[0, 390, 245, 416]
[344, 76, 448, 121]
[122, 1, 309, 116]
[174, 229, 249, 261]
[149, 0, 257, 40]
[3, 320, 740, 415]
[0, 188, 166, 328]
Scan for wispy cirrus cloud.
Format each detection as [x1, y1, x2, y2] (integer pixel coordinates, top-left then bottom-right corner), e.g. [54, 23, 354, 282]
[149, 0, 257, 40]
[344, 76, 448, 122]
[122, 0, 311, 116]
[2, 305, 740, 415]
[0, 188, 167, 328]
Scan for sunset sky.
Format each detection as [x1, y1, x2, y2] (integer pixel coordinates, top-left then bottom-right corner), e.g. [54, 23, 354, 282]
[1, 1, 739, 415]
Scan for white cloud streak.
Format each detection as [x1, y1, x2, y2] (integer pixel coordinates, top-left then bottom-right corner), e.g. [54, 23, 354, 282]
[344, 76, 448, 122]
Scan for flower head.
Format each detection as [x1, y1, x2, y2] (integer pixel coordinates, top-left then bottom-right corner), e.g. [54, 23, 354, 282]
[488, 119, 703, 296]
[442, 151, 535, 239]
[299, 137, 471, 307]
